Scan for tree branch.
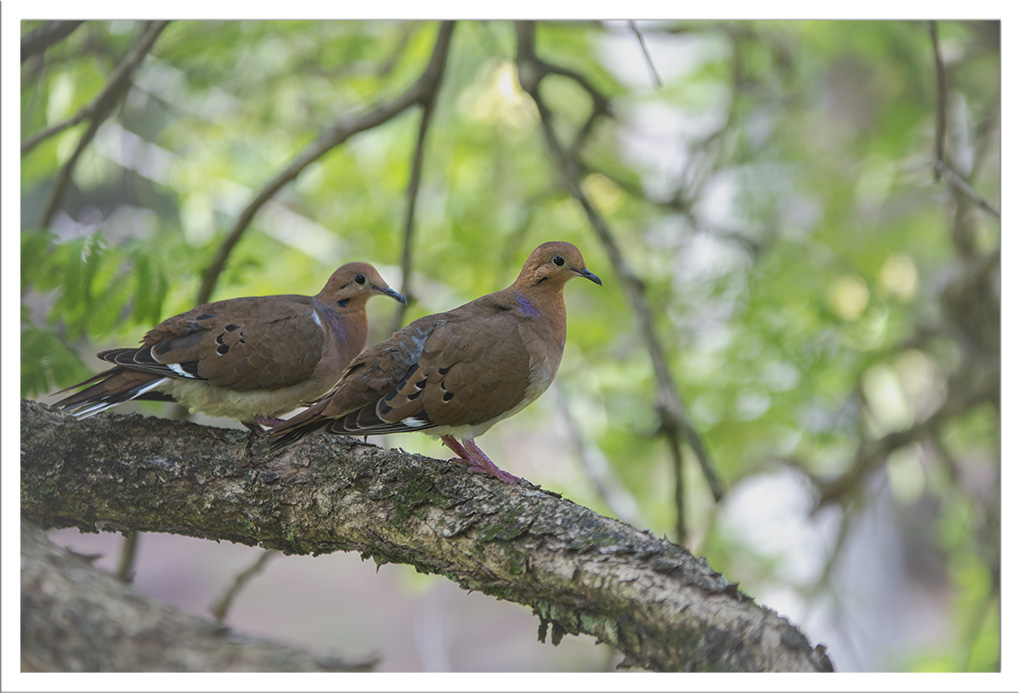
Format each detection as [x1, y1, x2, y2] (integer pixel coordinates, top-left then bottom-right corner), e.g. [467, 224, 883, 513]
[813, 369, 999, 509]
[391, 37, 449, 333]
[22, 21, 169, 157]
[628, 21, 663, 88]
[21, 519, 373, 672]
[927, 21, 1000, 220]
[37, 113, 106, 229]
[115, 530, 139, 582]
[21, 20, 84, 62]
[196, 21, 456, 306]
[514, 21, 725, 544]
[935, 160, 1001, 220]
[32, 21, 171, 230]
[21, 399, 832, 673]
[210, 549, 279, 626]
[928, 20, 948, 183]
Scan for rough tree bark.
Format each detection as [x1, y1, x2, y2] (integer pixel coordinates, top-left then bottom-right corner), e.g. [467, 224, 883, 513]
[20, 399, 834, 672]
[20, 520, 374, 672]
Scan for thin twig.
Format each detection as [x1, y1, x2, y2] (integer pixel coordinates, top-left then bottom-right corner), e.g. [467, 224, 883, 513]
[35, 22, 170, 230]
[699, 25, 744, 149]
[934, 160, 1001, 219]
[544, 60, 612, 157]
[115, 531, 139, 583]
[926, 22, 999, 220]
[928, 21, 948, 182]
[808, 503, 856, 596]
[22, 21, 169, 156]
[514, 34, 612, 158]
[518, 21, 725, 505]
[541, 62, 612, 117]
[37, 114, 105, 229]
[210, 549, 280, 626]
[815, 368, 998, 509]
[580, 163, 690, 214]
[515, 21, 724, 543]
[629, 21, 663, 88]
[196, 21, 456, 306]
[390, 48, 448, 333]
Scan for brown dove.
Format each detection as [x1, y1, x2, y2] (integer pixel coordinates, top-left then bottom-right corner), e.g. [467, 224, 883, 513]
[267, 241, 601, 483]
[52, 263, 406, 430]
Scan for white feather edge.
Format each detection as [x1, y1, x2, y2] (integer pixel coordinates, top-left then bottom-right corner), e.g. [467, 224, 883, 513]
[73, 377, 172, 419]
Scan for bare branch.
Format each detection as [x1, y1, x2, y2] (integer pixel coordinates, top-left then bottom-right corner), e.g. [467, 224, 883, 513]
[22, 21, 169, 156]
[935, 160, 1001, 220]
[541, 60, 612, 119]
[512, 24, 612, 157]
[115, 531, 139, 582]
[579, 163, 691, 215]
[211, 550, 280, 626]
[629, 21, 663, 88]
[391, 46, 448, 333]
[37, 113, 104, 229]
[515, 21, 725, 544]
[814, 369, 998, 509]
[698, 25, 744, 149]
[927, 21, 999, 221]
[197, 21, 456, 306]
[21, 399, 833, 673]
[33, 21, 171, 230]
[21, 20, 84, 62]
[929, 21, 948, 183]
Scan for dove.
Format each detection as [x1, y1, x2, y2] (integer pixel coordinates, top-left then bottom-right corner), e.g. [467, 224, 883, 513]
[52, 263, 405, 430]
[268, 241, 601, 482]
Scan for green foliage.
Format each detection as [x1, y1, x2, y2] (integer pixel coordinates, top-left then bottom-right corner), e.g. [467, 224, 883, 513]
[22, 229, 170, 345]
[21, 322, 92, 397]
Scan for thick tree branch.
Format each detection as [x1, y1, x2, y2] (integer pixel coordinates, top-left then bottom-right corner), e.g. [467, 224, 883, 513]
[196, 21, 456, 306]
[21, 400, 833, 673]
[21, 520, 373, 672]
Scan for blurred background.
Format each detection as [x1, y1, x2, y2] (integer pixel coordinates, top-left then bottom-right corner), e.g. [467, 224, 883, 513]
[20, 20, 1000, 672]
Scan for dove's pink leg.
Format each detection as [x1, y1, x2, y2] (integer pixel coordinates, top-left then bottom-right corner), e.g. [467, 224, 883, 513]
[441, 435, 521, 484]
